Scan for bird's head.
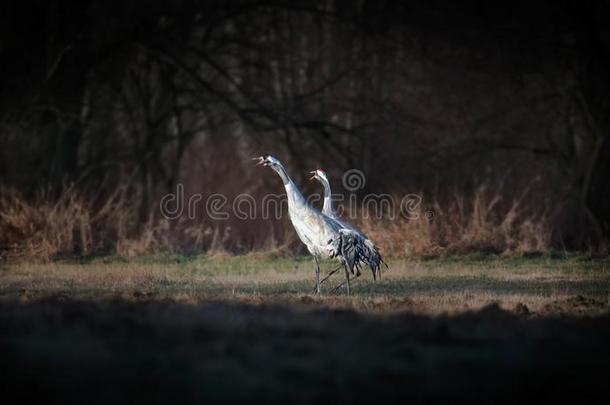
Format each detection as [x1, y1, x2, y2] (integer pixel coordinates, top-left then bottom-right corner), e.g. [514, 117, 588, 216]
[309, 168, 329, 183]
[253, 154, 281, 168]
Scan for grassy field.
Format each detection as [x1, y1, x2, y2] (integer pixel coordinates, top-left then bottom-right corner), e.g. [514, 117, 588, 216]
[3, 254, 609, 313]
[1, 254, 610, 403]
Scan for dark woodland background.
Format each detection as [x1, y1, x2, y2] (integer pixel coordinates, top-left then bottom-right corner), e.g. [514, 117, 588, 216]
[1, 0, 609, 259]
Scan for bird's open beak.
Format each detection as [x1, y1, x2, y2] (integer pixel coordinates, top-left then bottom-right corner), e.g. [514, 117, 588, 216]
[252, 156, 265, 167]
[308, 170, 317, 181]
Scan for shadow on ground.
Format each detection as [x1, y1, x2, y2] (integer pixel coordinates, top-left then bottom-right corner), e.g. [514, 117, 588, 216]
[1, 298, 609, 404]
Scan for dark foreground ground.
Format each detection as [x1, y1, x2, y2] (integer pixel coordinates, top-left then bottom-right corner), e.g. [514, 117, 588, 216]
[1, 298, 609, 404]
[1, 256, 609, 403]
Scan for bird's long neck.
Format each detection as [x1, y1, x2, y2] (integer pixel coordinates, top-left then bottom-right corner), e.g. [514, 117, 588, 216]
[272, 164, 307, 207]
[321, 178, 333, 216]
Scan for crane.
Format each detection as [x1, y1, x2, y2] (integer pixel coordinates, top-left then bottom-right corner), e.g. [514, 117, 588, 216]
[254, 155, 363, 294]
[310, 169, 387, 282]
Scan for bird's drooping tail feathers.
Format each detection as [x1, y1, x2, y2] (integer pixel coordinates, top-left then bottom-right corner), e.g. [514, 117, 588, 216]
[328, 230, 361, 275]
[361, 238, 388, 280]
[329, 230, 388, 279]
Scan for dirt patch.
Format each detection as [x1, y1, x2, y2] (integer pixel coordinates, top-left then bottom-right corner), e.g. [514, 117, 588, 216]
[513, 302, 531, 315]
[132, 290, 155, 300]
[1, 298, 609, 403]
[541, 295, 609, 316]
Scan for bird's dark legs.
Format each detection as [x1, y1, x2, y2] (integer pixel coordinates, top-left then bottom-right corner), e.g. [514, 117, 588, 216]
[331, 270, 359, 293]
[320, 265, 342, 285]
[314, 256, 321, 294]
[343, 263, 351, 295]
[312, 265, 343, 293]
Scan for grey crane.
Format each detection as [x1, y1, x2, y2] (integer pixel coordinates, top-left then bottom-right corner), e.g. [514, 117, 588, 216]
[254, 155, 362, 294]
[310, 169, 387, 282]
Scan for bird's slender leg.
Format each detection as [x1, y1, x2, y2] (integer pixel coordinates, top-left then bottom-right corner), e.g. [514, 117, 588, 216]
[344, 263, 351, 295]
[330, 271, 360, 293]
[319, 265, 342, 285]
[312, 265, 342, 293]
[314, 256, 321, 295]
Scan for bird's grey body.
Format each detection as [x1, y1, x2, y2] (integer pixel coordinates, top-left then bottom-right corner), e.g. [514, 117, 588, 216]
[271, 161, 337, 258]
[310, 169, 386, 280]
[255, 156, 358, 293]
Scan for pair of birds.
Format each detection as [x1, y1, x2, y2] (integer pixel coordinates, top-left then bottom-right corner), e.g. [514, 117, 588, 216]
[255, 155, 386, 294]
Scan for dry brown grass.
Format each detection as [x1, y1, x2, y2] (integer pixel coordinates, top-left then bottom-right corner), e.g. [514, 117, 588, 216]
[0, 185, 167, 260]
[0, 187, 94, 260]
[0, 186, 195, 260]
[361, 182, 553, 257]
[0, 180, 601, 261]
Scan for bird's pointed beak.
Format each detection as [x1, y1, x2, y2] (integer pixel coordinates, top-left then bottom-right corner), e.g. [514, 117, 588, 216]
[308, 170, 317, 181]
[253, 156, 265, 167]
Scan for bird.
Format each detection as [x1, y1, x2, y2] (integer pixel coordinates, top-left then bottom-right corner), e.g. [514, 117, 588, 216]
[254, 155, 364, 294]
[309, 169, 387, 281]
